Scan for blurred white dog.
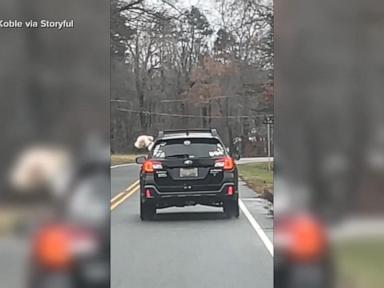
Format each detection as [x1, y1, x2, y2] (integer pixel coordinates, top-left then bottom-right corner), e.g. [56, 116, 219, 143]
[134, 135, 154, 151]
[9, 145, 72, 196]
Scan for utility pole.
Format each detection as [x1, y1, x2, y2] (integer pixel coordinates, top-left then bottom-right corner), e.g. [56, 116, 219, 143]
[263, 115, 274, 171]
[225, 96, 233, 153]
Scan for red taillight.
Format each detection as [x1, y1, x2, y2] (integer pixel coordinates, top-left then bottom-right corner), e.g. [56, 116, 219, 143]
[142, 160, 162, 173]
[142, 160, 154, 173]
[276, 215, 327, 262]
[34, 225, 72, 269]
[226, 185, 234, 196]
[224, 157, 234, 170]
[33, 224, 98, 269]
[215, 157, 234, 170]
[145, 188, 154, 199]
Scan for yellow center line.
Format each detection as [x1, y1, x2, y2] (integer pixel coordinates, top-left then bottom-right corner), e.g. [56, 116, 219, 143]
[110, 186, 139, 210]
[110, 180, 140, 203]
[110, 180, 140, 211]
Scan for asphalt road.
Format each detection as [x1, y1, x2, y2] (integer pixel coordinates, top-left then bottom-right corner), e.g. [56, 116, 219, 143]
[111, 160, 273, 288]
[0, 159, 273, 287]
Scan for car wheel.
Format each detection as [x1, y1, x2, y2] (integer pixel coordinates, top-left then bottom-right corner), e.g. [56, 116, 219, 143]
[235, 204, 240, 218]
[223, 200, 239, 219]
[140, 202, 155, 221]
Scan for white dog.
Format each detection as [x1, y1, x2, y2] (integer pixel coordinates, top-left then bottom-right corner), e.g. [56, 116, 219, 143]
[9, 146, 71, 195]
[134, 135, 154, 151]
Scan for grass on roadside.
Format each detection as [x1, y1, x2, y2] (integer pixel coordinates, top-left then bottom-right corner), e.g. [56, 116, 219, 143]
[334, 238, 384, 288]
[237, 162, 273, 194]
[111, 154, 138, 166]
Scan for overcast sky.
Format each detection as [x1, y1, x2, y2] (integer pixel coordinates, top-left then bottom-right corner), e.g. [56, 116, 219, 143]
[146, 0, 272, 30]
[135, 0, 272, 37]
[177, 0, 221, 27]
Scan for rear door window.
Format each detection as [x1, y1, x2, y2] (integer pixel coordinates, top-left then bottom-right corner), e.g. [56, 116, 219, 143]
[151, 138, 225, 159]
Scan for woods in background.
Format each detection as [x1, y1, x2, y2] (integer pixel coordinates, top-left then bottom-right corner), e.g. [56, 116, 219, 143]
[111, 0, 273, 154]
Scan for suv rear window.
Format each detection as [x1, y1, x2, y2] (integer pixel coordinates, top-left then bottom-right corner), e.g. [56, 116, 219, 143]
[151, 138, 225, 159]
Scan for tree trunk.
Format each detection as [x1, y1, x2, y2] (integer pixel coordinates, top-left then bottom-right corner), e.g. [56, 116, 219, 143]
[208, 100, 212, 127]
[225, 97, 233, 151]
[201, 106, 208, 128]
[134, 37, 146, 130]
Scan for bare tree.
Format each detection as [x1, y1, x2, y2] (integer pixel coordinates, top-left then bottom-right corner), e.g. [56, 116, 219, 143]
[111, 0, 273, 154]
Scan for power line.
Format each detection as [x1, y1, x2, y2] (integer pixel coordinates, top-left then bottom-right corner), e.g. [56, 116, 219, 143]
[112, 96, 238, 104]
[159, 95, 239, 103]
[112, 94, 260, 104]
[117, 108, 272, 119]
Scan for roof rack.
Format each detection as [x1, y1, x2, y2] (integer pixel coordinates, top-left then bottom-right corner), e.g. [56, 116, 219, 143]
[158, 128, 218, 137]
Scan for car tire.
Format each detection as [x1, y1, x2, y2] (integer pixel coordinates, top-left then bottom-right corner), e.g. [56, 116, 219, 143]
[224, 200, 239, 218]
[140, 201, 156, 221]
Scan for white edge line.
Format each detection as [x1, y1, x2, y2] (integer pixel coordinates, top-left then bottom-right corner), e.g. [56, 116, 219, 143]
[239, 199, 273, 256]
[111, 163, 137, 169]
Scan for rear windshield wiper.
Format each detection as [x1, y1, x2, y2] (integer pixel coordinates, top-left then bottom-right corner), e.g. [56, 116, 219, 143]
[165, 154, 190, 159]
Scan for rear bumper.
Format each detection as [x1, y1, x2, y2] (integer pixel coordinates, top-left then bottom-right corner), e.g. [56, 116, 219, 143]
[141, 182, 238, 208]
[146, 182, 235, 196]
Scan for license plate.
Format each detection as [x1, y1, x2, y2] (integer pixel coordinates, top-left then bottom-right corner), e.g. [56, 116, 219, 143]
[180, 168, 198, 177]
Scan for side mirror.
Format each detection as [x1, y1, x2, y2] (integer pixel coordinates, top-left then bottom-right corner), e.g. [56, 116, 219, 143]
[135, 155, 147, 164]
[230, 150, 241, 160]
[232, 153, 241, 161]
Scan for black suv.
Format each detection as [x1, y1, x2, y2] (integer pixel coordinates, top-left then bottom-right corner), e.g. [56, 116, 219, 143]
[136, 129, 239, 220]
